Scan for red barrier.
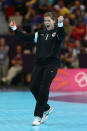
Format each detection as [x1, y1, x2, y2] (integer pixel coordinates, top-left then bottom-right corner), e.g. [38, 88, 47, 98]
[50, 69, 87, 92]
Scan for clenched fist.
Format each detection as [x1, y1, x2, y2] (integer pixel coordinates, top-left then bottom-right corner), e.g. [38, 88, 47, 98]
[9, 20, 16, 28]
[58, 16, 64, 23]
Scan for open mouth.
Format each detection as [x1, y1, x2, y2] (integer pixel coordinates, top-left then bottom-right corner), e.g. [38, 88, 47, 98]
[46, 24, 50, 28]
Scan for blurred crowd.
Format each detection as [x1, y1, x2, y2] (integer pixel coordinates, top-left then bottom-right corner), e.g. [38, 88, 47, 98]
[0, 37, 23, 85]
[0, 0, 87, 85]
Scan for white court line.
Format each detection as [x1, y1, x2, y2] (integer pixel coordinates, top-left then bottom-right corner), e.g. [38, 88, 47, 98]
[49, 91, 87, 97]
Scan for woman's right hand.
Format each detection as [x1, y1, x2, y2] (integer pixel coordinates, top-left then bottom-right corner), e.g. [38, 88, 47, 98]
[9, 20, 16, 28]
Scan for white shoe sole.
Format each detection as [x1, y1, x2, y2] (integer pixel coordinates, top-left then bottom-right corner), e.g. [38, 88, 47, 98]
[32, 123, 41, 126]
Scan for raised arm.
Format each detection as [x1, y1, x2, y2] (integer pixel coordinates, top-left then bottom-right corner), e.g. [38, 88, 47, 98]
[57, 16, 65, 41]
[9, 20, 38, 43]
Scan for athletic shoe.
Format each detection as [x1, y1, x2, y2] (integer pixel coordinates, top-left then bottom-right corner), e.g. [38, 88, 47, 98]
[41, 107, 54, 123]
[32, 116, 42, 126]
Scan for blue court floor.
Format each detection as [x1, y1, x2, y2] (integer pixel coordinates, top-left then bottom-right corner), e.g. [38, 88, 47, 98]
[0, 91, 87, 131]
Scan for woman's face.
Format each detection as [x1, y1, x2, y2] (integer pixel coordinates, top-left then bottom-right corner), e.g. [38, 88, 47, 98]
[44, 16, 55, 30]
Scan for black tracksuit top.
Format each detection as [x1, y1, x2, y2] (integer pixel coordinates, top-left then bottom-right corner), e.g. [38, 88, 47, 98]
[14, 27, 65, 66]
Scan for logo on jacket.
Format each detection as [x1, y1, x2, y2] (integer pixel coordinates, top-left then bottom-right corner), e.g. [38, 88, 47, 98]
[52, 32, 56, 37]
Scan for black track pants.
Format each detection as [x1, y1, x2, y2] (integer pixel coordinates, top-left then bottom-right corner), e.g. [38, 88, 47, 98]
[30, 63, 58, 118]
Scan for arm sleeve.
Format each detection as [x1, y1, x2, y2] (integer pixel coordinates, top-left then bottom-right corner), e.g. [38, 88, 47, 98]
[57, 22, 65, 41]
[14, 29, 35, 43]
[10, 26, 38, 43]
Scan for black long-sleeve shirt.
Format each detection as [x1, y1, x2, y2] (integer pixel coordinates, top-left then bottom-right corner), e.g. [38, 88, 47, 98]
[14, 27, 65, 66]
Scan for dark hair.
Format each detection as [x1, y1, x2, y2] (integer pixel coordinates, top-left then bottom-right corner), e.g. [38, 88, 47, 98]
[44, 12, 57, 22]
